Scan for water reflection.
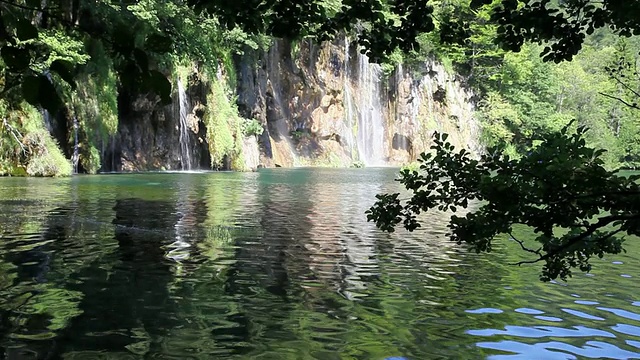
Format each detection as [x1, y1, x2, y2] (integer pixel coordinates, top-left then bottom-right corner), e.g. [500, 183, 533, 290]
[58, 198, 179, 356]
[0, 169, 638, 359]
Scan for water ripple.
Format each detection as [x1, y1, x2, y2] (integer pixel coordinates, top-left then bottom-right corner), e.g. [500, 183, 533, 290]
[467, 325, 616, 338]
[561, 308, 605, 321]
[0, 169, 639, 359]
[478, 340, 640, 360]
[599, 307, 640, 321]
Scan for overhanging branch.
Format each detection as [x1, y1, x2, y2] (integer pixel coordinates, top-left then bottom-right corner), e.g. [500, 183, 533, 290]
[509, 214, 640, 267]
[509, 231, 542, 255]
[599, 92, 640, 110]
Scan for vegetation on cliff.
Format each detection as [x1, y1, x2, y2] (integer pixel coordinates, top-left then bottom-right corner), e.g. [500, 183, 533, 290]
[0, 102, 71, 176]
[0, 0, 268, 174]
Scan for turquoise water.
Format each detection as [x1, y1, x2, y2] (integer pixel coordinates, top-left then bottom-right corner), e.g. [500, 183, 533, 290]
[0, 168, 639, 359]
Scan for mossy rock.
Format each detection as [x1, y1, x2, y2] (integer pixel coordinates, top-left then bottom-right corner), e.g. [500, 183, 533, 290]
[10, 166, 28, 176]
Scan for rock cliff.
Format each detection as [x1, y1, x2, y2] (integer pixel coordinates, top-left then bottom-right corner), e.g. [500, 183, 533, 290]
[67, 37, 481, 172]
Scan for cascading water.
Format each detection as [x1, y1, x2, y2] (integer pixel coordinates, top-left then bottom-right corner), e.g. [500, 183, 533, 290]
[342, 39, 358, 158]
[72, 116, 79, 174]
[354, 50, 386, 166]
[41, 109, 53, 133]
[41, 72, 54, 133]
[177, 78, 193, 170]
[393, 63, 410, 150]
[409, 79, 422, 125]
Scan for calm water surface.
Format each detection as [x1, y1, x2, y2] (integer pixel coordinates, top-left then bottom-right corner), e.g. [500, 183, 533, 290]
[0, 168, 639, 359]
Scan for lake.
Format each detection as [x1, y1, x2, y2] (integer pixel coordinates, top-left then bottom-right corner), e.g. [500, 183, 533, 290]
[0, 168, 639, 359]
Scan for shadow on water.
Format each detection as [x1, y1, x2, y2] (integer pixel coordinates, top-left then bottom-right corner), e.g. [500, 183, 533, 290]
[0, 169, 638, 359]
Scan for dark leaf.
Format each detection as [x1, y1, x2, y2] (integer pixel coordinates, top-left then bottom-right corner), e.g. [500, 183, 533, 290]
[147, 70, 172, 105]
[21, 74, 40, 106]
[25, 0, 40, 8]
[112, 25, 135, 54]
[470, 0, 492, 9]
[119, 62, 142, 91]
[16, 19, 38, 41]
[1, 46, 31, 71]
[49, 59, 76, 89]
[145, 34, 173, 53]
[37, 75, 62, 113]
[22, 75, 62, 113]
[133, 48, 149, 72]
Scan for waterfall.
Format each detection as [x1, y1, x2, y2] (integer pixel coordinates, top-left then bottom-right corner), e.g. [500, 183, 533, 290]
[355, 50, 386, 166]
[394, 64, 409, 153]
[409, 79, 422, 125]
[41, 109, 53, 133]
[72, 116, 79, 174]
[41, 72, 54, 133]
[343, 39, 358, 159]
[177, 78, 193, 170]
[266, 41, 297, 165]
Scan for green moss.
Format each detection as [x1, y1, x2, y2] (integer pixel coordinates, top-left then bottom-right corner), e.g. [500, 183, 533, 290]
[0, 101, 71, 177]
[220, 51, 238, 91]
[23, 130, 72, 177]
[242, 118, 264, 137]
[205, 80, 245, 170]
[173, 63, 193, 85]
[71, 41, 119, 173]
[380, 49, 404, 77]
[81, 145, 102, 175]
[231, 129, 246, 171]
[439, 56, 455, 75]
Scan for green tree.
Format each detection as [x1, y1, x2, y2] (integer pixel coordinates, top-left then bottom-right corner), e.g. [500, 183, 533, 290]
[365, 2, 640, 282]
[3, 0, 639, 110]
[367, 126, 640, 281]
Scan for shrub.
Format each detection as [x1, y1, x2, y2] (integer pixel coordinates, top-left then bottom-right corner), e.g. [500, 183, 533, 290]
[242, 118, 264, 137]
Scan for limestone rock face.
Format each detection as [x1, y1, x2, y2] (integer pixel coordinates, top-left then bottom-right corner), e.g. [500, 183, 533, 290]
[97, 37, 481, 172]
[104, 76, 210, 172]
[236, 37, 482, 168]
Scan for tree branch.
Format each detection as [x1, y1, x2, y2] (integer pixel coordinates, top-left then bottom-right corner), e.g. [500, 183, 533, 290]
[0, 82, 19, 98]
[509, 231, 542, 255]
[599, 92, 640, 110]
[611, 74, 640, 99]
[0, 0, 116, 46]
[509, 214, 640, 267]
[511, 258, 544, 266]
[1, 118, 27, 154]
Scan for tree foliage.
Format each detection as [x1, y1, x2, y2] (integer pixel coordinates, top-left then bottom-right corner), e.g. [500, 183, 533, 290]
[1, 0, 639, 112]
[367, 125, 640, 281]
[365, 7, 640, 280]
[467, 0, 640, 62]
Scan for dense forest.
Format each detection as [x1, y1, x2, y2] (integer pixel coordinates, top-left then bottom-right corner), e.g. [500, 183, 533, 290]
[423, 7, 640, 169]
[0, 0, 639, 176]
